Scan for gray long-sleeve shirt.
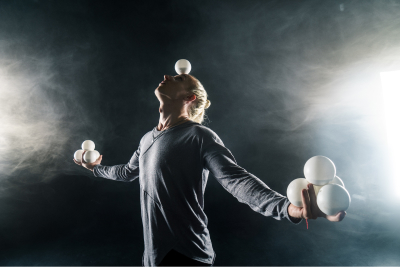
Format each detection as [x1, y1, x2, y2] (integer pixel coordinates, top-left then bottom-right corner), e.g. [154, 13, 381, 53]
[93, 121, 302, 266]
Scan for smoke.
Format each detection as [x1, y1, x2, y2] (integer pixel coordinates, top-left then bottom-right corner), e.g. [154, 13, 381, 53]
[0, 1, 398, 197]
[0, 0, 400, 265]
[1, 55, 75, 181]
[192, 2, 400, 241]
[239, 0, 400, 133]
[0, 30, 111, 197]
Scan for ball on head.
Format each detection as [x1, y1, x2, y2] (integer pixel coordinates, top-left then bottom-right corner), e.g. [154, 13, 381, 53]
[175, 59, 191, 74]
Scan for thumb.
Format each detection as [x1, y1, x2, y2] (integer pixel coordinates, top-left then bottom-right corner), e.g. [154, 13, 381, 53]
[327, 211, 346, 222]
[95, 155, 103, 164]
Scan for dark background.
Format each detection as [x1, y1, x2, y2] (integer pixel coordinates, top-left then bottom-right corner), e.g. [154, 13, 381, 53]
[1, 0, 400, 265]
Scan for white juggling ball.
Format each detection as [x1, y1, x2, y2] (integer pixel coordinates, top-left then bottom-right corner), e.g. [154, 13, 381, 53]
[287, 178, 309, 207]
[317, 184, 351, 216]
[313, 185, 324, 196]
[304, 155, 336, 185]
[329, 175, 345, 187]
[83, 150, 100, 163]
[74, 149, 84, 162]
[175, 59, 191, 74]
[82, 140, 95, 151]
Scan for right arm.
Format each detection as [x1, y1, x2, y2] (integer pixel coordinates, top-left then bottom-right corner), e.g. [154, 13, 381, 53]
[93, 144, 140, 182]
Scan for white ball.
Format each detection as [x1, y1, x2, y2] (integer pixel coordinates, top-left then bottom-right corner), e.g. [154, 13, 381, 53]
[304, 155, 336, 185]
[287, 178, 309, 207]
[317, 184, 351, 216]
[83, 150, 100, 163]
[175, 59, 191, 74]
[74, 149, 84, 162]
[329, 175, 345, 187]
[82, 140, 95, 151]
[313, 184, 324, 196]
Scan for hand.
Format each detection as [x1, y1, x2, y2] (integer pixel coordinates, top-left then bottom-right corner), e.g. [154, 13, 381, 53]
[288, 183, 346, 222]
[73, 151, 103, 172]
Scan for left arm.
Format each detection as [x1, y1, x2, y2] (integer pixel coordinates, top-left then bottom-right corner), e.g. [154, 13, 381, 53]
[202, 132, 301, 224]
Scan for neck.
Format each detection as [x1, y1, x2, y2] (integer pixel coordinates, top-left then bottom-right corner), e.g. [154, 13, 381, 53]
[157, 102, 189, 131]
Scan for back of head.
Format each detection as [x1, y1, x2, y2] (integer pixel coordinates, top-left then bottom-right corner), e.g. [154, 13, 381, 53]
[187, 76, 211, 125]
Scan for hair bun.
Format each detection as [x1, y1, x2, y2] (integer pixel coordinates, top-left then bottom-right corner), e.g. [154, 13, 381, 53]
[204, 99, 211, 109]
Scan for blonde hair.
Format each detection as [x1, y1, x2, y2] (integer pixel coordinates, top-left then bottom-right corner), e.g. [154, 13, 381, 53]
[187, 75, 211, 124]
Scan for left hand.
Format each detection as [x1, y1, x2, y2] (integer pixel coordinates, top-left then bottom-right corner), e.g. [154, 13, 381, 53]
[288, 183, 346, 222]
[73, 150, 102, 172]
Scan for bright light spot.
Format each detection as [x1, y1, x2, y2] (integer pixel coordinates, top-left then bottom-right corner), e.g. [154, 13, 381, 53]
[380, 70, 400, 198]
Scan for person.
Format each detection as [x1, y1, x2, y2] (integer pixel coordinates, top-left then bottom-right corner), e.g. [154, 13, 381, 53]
[74, 74, 346, 266]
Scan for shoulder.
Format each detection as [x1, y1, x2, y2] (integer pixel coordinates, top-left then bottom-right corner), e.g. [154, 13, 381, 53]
[190, 123, 224, 145]
[138, 129, 154, 146]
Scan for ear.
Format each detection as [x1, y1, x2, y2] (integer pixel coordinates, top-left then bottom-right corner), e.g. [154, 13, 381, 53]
[185, 94, 196, 103]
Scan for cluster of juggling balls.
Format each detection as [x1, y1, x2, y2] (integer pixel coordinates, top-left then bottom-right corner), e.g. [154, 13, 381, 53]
[287, 155, 351, 216]
[74, 140, 101, 164]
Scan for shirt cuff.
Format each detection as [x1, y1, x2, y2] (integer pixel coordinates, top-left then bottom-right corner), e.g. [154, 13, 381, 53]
[283, 198, 303, 225]
[93, 164, 102, 177]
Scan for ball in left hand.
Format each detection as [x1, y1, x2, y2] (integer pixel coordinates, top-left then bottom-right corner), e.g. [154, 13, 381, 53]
[83, 150, 100, 163]
[74, 149, 84, 162]
[82, 140, 95, 151]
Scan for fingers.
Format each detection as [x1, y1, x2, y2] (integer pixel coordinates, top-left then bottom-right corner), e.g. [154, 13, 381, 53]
[81, 151, 87, 164]
[91, 155, 102, 165]
[301, 189, 312, 220]
[74, 151, 98, 172]
[337, 211, 346, 221]
[331, 211, 346, 222]
[300, 184, 348, 223]
[307, 183, 318, 220]
[96, 155, 103, 164]
[325, 211, 346, 222]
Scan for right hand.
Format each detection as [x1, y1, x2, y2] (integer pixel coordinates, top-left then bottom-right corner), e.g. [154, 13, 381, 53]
[73, 151, 103, 172]
[288, 183, 346, 222]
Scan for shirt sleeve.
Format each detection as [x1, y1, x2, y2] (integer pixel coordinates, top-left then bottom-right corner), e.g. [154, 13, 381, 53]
[92, 143, 140, 182]
[202, 132, 302, 225]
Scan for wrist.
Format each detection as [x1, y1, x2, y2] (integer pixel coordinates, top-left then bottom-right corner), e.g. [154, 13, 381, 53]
[86, 164, 97, 172]
[287, 203, 303, 224]
[288, 203, 302, 219]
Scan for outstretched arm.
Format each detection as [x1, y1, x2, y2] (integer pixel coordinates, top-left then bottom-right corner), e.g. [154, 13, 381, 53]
[202, 132, 346, 223]
[93, 145, 140, 182]
[74, 144, 140, 182]
[202, 133, 301, 225]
